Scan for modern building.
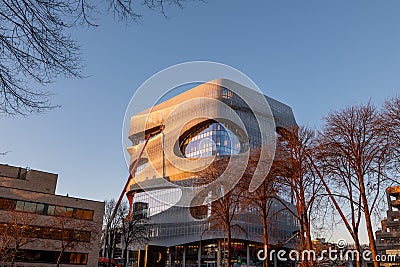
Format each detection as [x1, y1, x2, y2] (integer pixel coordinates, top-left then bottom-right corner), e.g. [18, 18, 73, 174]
[0, 163, 104, 266]
[376, 186, 400, 267]
[125, 79, 299, 267]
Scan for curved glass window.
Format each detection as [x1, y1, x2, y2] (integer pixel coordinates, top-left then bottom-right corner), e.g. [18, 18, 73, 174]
[181, 122, 242, 158]
[133, 188, 182, 217]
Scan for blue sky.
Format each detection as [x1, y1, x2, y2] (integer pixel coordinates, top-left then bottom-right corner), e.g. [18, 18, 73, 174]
[1, 0, 400, 243]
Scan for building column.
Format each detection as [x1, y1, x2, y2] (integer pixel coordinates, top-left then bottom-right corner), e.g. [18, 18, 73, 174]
[169, 247, 172, 267]
[246, 243, 250, 267]
[198, 241, 202, 267]
[217, 240, 221, 267]
[183, 245, 186, 267]
[126, 249, 130, 267]
[126, 191, 136, 220]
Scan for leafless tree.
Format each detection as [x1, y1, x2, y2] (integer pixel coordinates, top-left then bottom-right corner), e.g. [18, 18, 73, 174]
[194, 130, 323, 267]
[383, 95, 400, 173]
[117, 200, 149, 267]
[101, 199, 120, 267]
[0, 0, 197, 115]
[239, 148, 281, 267]
[274, 126, 325, 267]
[194, 157, 248, 267]
[45, 213, 97, 267]
[101, 199, 148, 267]
[0, 225, 11, 263]
[0, 211, 34, 266]
[317, 102, 392, 267]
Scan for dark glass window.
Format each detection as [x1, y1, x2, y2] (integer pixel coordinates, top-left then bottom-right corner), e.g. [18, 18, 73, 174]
[50, 228, 62, 240]
[181, 121, 242, 158]
[0, 197, 94, 221]
[54, 206, 67, 216]
[65, 207, 74, 218]
[15, 249, 88, 265]
[16, 200, 24, 211]
[76, 209, 93, 220]
[35, 203, 45, 215]
[47, 205, 56, 215]
[24, 202, 36, 213]
[0, 223, 91, 242]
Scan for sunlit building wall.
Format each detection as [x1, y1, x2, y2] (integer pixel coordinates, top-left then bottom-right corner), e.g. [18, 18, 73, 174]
[127, 79, 298, 267]
[0, 164, 104, 267]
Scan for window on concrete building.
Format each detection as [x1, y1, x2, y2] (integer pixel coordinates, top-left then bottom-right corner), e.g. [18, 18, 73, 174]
[75, 209, 93, 220]
[35, 203, 45, 214]
[0, 197, 94, 221]
[24, 202, 36, 213]
[15, 249, 88, 265]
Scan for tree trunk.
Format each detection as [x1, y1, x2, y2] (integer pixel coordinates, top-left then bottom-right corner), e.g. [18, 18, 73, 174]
[261, 205, 270, 267]
[305, 218, 314, 267]
[298, 185, 314, 267]
[227, 225, 232, 267]
[10, 249, 16, 267]
[107, 230, 114, 267]
[123, 246, 129, 267]
[353, 237, 362, 267]
[56, 247, 65, 267]
[359, 178, 379, 267]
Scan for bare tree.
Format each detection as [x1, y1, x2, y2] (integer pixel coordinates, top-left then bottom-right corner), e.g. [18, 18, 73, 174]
[239, 148, 281, 267]
[101, 199, 120, 267]
[315, 137, 364, 267]
[275, 126, 325, 267]
[101, 199, 148, 267]
[116, 200, 149, 267]
[193, 134, 320, 267]
[0, 224, 11, 263]
[194, 158, 247, 267]
[318, 102, 392, 267]
[0, 211, 34, 266]
[46, 214, 97, 267]
[0, 0, 197, 115]
[383, 95, 400, 172]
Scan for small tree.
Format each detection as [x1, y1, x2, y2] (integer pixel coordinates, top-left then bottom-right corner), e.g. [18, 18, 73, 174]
[0, 211, 34, 266]
[239, 148, 281, 267]
[194, 158, 247, 267]
[274, 126, 325, 267]
[117, 201, 149, 267]
[102, 199, 120, 267]
[101, 199, 148, 267]
[383, 96, 400, 173]
[318, 102, 392, 267]
[0, 225, 11, 263]
[47, 214, 97, 267]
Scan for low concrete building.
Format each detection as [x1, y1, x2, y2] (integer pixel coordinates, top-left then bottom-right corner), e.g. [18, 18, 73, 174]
[0, 164, 104, 266]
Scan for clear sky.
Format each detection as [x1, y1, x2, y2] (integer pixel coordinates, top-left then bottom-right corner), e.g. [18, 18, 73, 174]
[1, 0, 400, 243]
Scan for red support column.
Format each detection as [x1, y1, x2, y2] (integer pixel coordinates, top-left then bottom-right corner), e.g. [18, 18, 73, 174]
[126, 191, 135, 221]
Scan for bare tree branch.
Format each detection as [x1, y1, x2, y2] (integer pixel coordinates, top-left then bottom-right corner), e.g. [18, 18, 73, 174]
[0, 0, 199, 115]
